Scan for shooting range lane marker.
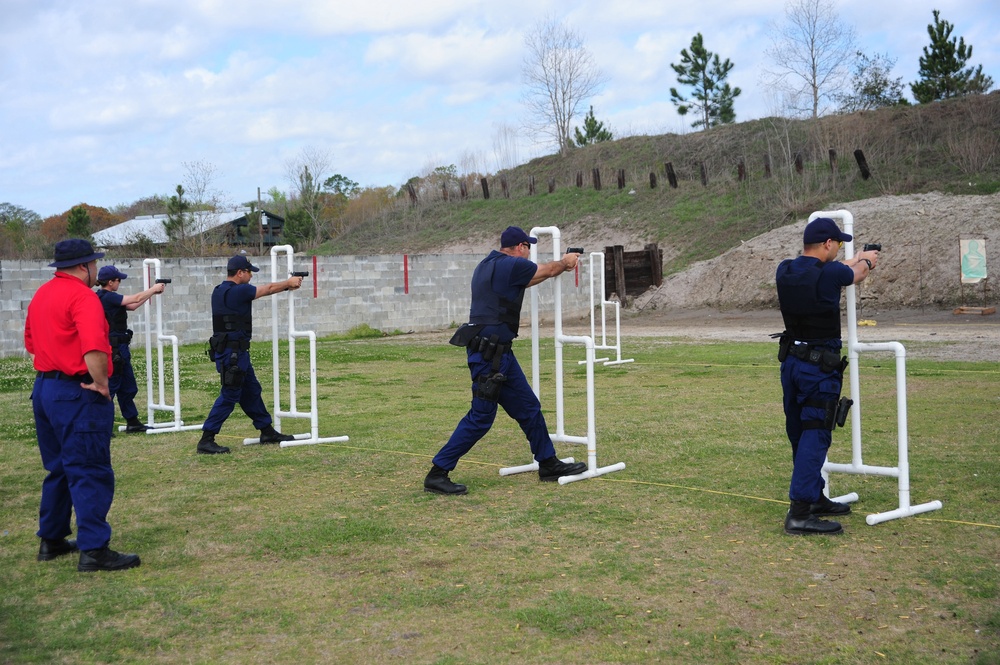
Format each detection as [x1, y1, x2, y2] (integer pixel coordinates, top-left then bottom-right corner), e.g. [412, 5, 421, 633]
[135, 257, 204, 433]
[498, 225, 625, 484]
[808, 209, 942, 526]
[242, 244, 348, 448]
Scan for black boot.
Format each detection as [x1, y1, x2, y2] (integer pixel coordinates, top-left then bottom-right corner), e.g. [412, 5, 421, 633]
[197, 431, 230, 455]
[810, 494, 852, 516]
[38, 538, 78, 561]
[424, 464, 468, 495]
[259, 425, 294, 444]
[538, 456, 587, 482]
[78, 547, 141, 572]
[124, 417, 151, 433]
[785, 500, 843, 535]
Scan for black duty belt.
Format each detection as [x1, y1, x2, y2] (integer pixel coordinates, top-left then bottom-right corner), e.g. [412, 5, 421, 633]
[37, 371, 94, 382]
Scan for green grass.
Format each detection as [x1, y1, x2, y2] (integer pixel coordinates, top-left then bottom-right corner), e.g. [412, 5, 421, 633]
[0, 336, 998, 664]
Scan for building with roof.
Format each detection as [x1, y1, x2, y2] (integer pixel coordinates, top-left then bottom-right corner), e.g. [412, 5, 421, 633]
[92, 208, 286, 248]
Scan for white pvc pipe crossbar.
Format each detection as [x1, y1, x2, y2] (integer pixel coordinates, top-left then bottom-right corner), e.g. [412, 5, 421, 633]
[578, 251, 634, 367]
[498, 227, 625, 483]
[136, 258, 203, 433]
[809, 210, 943, 525]
[242, 245, 348, 448]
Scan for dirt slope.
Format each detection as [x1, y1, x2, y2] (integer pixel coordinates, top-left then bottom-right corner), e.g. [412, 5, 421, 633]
[635, 191, 1000, 313]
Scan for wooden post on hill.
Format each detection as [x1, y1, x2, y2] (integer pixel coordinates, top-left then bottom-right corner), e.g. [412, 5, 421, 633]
[528, 175, 536, 196]
[500, 175, 510, 199]
[764, 154, 772, 178]
[854, 149, 871, 180]
[592, 168, 602, 191]
[460, 181, 468, 200]
[665, 162, 678, 188]
[649, 172, 657, 188]
[617, 169, 625, 189]
[737, 159, 746, 182]
[794, 153, 804, 175]
[548, 177, 556, 193]
[699, 162, 708, 187]
[828, 149, 838, 173]
[441, 182, 448, 201]
[480, 177, 490, 200]
[406, 183, 418, 206]
[576, 172, 583, 187]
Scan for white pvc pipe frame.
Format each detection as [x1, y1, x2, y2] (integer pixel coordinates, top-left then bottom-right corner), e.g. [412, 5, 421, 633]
[810, 210, 943, 525]
[242, 245, 349, 448]
[498, 226, 626, 484]
[578, 251, 634, 367]
[136, 258, 203, 433]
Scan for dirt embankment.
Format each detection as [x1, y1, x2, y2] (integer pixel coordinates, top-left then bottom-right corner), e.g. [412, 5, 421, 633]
[634, 191, 1000, 312]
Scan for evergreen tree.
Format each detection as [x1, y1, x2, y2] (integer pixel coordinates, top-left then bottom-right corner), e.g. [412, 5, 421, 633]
[66, 205, 92, 240]
[573, 106, 613, 146]
[670, 33, 741, 130]
[163, 185, 191, 242]
[910, 10, 994, 103]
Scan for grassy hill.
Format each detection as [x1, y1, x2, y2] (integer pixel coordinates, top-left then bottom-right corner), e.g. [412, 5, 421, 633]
[320, 92, 1000, 275]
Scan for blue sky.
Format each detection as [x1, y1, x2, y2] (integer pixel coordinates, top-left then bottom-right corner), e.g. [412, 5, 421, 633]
[1, 0, 997, 218]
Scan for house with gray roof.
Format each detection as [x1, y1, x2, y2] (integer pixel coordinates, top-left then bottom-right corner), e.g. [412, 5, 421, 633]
[92, 208, 286, 248]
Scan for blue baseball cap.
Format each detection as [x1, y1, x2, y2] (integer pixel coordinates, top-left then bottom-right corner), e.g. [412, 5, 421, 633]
[227, 254, 259, 272]
[803, 218, 852, 244]
[500, 226, 537, 248]
[98, 265, 128, 281]
[49, 239, 105, 268]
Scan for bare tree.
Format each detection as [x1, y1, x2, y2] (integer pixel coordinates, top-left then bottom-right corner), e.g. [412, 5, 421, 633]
[763, 0, 857, 118]
[521, 18, 607, 156]
[491, 122, 521, 172]
[181, 160, 223, 209]
[180, 160, 227, 253]
[284, 146, 333, 244]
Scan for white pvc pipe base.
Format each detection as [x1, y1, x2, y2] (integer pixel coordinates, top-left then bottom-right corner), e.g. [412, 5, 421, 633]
[243, 432, 351, 447]
[866, 500, 943, 526]
[830, 492, 859, 505]
[126, 422, 203, 434]
[558, 462, 627, 485]
[499, 457, 575, 477]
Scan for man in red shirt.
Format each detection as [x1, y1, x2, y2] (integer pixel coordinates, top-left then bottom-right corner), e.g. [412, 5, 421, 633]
[25, 239, 141, 572]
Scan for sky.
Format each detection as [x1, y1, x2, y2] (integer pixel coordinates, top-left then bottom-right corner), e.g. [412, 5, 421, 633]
[1, 0, 998, 219]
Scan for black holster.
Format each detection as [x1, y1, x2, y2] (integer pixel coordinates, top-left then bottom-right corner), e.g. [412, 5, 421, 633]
[221, 352, 245, 388]
[111, 347, 125, 375]
[474, 372, 506, 402]
[835, 397, 853, 428]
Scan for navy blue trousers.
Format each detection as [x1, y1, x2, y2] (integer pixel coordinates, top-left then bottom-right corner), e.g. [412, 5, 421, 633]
[32, 376, 116, 550]
[780, 356, 843, 503]
[202, 349, 273, 434]
[433, 348, 557, 470]
[109, 343, 140, 420]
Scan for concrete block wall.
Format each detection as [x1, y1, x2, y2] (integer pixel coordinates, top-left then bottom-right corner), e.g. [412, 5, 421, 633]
[1, 253, 595, 357]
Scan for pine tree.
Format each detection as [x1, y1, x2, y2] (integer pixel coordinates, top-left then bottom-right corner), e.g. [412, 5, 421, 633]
[66, 205, 92, 240]
[163, 185, 191, 242]
[670, 33, 741, 130]
[573, 106, 613, 146]
[910, 10, 994, 103]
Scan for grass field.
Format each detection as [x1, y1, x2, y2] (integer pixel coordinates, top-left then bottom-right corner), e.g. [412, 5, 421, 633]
[0, 334, 997, 664]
